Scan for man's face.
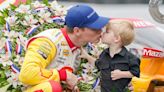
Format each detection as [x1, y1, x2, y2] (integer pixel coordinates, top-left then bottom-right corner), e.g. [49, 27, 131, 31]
[78, 28, 102, 45]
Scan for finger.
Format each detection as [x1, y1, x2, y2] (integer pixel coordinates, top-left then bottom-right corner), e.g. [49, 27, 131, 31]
[73, 86, 79, 92]
[111, 77, 116, 80]
[111, 73, 116, 77]
[128, 85, 134, 92]
[111, 75, 115, 80]
[128, 82, 132, 87]
[129, 86, 134, 91]
[80, 47, 84, 50]
[112, 78, 115, 80]
[76, 87, 80, 92]
[92, 46, 98, 52]
[111, 77, 114, 80]
[112, 70, 118, 72]
[111, 74, 114, 78]
[80, 47, 86, 52]
[111, 72, 116, 75]
[78, 55, 83, 59]
[67, 85, 73, 90]
[113, 69, 121, 72]
[73, 78, 78, 86]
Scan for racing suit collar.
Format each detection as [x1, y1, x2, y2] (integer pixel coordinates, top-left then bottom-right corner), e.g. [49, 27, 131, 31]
[61, 28, 79, 52]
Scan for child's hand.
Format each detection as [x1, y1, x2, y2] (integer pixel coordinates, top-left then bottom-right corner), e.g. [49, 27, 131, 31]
[79, 47, 97, 66]
[111, 69, 124, 80]
[128, 82, 134, 92]
[79, 47, 90, 59]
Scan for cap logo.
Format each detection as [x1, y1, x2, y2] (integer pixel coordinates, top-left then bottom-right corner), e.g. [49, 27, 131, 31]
[87, 11, 95, 18]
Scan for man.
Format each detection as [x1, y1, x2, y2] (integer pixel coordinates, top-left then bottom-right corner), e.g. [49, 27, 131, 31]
[19, 4, 109, 92]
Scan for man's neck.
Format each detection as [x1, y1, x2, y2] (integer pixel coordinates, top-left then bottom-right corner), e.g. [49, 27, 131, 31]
[109, 45, 122, 58]
[67, 33, 81, 47]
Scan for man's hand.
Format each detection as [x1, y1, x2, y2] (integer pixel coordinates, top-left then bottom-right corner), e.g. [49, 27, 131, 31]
[72, 86, 80, 92]
[66, 71, 78, 90]
[111, 69, 124, 80]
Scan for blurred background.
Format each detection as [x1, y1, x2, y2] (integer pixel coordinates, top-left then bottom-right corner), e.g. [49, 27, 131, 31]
[55, 0, 164, 28]
[51, 0, 160, 4]
[61, 0, 148, 3]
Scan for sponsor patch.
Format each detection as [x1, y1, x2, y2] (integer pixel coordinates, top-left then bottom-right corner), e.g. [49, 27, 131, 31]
[37, 50, 48, 59]
[143, 48, 164, 58]
[37, 42, 52, 59]
[63, 49, 69, 56]
[56, 57, 66, 64]
[61, 41, 68, 46]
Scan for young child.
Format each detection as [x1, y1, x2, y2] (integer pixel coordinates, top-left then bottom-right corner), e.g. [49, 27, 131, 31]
[80, 20, 140, 92]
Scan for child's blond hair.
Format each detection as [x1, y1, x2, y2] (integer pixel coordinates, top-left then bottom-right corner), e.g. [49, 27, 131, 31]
[106, 20, 134, 46]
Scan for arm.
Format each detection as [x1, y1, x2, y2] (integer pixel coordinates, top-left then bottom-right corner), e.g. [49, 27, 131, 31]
[111, 56, 140, 80]
[79, 48, 97, 66]
[129, 55, 141, 78]
[111, 70, 134, 80]
[119, 71, 134, 78]
[19, 37, 66, 85]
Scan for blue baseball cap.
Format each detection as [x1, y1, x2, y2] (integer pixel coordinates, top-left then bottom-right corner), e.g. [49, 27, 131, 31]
[65, 4, 109, 30]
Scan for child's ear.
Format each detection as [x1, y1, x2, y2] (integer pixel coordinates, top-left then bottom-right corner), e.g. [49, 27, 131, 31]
[114, 35, 121, 43]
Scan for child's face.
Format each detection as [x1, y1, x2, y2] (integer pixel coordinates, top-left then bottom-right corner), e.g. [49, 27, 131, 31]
[101, 29, 117, 45]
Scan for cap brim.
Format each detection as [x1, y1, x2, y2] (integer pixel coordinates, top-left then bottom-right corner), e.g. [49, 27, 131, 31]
[85, 16, 109, 30]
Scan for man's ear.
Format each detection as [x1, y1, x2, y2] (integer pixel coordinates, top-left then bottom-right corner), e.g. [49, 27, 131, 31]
[73, 27, 81, 36]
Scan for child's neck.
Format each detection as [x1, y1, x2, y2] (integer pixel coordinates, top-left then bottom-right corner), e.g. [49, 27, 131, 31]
[109, 45, 122, 58]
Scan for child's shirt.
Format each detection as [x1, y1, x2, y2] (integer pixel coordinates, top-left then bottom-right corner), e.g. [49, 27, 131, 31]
[95, 47, 140, 92]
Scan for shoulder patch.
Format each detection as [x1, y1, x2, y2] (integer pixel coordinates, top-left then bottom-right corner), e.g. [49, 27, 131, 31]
[37, 42, 52, 59]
